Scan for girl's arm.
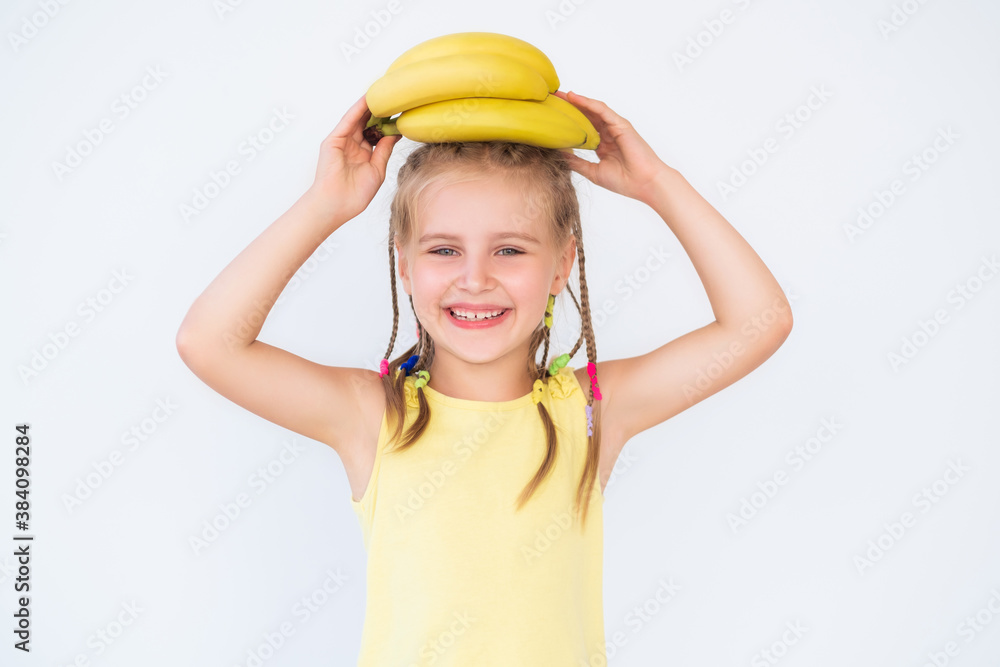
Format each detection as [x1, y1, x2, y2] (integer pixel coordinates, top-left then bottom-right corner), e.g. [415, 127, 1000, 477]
[644, 166, 792, 338]
[556, 91, 792, 448]
[176, 94, 401, 453]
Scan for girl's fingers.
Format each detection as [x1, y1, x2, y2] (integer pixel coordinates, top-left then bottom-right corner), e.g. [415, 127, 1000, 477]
[371, 134, 401, 178]
[557, 91, 613, 139]
[561, 150, 598, 182]
[566, 92, 631, 139]
[350, 94, 374, 144]
[558, 90, 601, 123]
[324, 94, 371, 145]
[566, 91, 607, 116]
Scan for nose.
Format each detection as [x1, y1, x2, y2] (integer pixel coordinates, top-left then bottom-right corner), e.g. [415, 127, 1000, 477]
[456, 253, 493, 291]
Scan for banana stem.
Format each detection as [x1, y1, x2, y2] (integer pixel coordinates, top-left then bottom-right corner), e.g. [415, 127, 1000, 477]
[362, 115, 400, 146]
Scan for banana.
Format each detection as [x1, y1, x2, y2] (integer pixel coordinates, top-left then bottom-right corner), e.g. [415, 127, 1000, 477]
[540, 94, 600, 150]
[366, 52, 549, 118]
[385, 32, 559, 93]
[390, 97, 588, 148]
[364, 93, 599, 151]
[361, 31, 594, 151]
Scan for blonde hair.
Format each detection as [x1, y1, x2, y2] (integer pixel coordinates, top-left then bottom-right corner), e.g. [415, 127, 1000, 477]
[378, 141, 603, 528]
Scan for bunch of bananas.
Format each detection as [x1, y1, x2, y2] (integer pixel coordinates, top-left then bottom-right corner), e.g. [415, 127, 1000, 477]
[362, 32, 599, 150]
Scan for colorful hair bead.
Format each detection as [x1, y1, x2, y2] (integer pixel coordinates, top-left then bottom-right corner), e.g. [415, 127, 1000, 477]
[585, 404, 593, 436]
[586, 362, 603, 401]
[399, 354, 420, 376]
[379, 359, 389, 377]
[531, 378, 545, 405]
[413, 370, 430, 389]
[544, 294, 555, 328]
[548, 352, 571, 376]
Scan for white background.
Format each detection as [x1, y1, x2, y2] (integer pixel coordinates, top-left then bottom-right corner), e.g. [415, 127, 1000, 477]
[2, 0, 999, 665]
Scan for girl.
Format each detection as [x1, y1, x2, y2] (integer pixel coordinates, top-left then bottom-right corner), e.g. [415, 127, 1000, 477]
[176, 90, 793, 665]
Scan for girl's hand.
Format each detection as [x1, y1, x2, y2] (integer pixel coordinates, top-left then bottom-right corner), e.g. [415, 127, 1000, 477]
[554, 91, 672, 205]
[308, 93, 402, 224]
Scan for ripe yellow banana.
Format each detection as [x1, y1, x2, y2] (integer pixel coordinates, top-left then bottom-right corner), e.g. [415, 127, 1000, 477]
[540, 94, 600, 150]
[385, 32, 559, 94]
[365, 52, 549, 118]
[384, 96, 588, 148]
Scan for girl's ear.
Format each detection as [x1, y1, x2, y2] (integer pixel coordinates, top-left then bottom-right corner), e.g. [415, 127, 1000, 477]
[553, 236, 577, 294]
[395, 241, 412, 295]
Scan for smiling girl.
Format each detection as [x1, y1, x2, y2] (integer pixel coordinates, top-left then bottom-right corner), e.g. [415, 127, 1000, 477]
[176, 89, 792, 666]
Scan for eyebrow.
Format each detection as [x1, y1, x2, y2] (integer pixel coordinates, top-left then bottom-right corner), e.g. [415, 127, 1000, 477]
[418, 232, 542, 244]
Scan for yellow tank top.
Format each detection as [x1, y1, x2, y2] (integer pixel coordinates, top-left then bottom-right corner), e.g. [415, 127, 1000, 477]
[349, 365, 606, 666]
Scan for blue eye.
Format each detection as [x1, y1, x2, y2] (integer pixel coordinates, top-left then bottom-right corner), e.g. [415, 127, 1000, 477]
[429, 248, 523, 256]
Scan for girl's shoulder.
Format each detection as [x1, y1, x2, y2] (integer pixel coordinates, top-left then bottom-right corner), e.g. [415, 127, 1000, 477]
[548, 365, 583, 401]
[333, 367, 388, 504]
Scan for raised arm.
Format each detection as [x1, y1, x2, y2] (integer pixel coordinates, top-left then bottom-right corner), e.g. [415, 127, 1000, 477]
[556, 90, 792, 453]
[175, 94, 401, 453]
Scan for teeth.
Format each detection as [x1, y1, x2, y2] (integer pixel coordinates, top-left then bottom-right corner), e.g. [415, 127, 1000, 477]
[451, 308, 505, 321]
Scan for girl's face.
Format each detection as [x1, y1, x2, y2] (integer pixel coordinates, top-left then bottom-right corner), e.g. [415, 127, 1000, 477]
[396, 174, 576, 367]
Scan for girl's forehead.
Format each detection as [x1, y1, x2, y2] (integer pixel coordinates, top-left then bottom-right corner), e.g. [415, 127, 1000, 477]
[414, 209, 550, 248]
[405, 169, 559, 250]
[418, 178, 549, 226]
[423, 173, 521, 202]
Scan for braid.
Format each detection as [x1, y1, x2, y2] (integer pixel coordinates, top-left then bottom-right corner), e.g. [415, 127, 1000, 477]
[563, 284, 585, 358]
[571, 218, 601, 527]
[538, 311, 552, 379]
[410, 294, 435, 373]
[383, 230, 401, 364]
[379, 232, 430, 452]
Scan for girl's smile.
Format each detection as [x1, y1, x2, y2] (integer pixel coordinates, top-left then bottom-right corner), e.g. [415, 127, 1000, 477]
[444, 305, 512, 328]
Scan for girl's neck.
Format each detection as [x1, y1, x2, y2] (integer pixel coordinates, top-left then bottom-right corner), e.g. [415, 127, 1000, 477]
[426, 354, 535, 402]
